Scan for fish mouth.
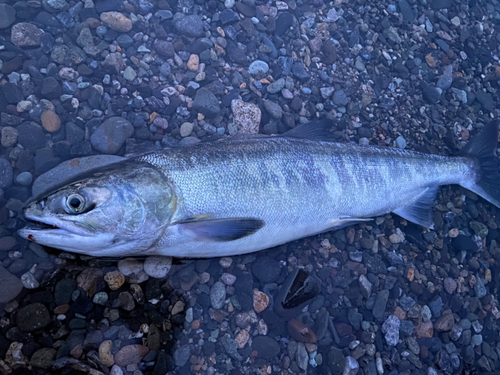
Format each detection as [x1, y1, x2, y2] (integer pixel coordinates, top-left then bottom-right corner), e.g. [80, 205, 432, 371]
[20, 213, 95, 238]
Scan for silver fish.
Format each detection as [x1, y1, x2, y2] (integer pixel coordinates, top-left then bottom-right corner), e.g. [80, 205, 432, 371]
[18, 120, 500, 258]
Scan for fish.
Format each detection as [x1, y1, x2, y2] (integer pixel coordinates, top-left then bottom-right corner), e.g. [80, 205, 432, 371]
[18, 119, 500, 258]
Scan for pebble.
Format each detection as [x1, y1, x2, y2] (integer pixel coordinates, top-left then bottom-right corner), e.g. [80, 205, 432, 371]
[99, 340, 114, 366]
[344, 356, 360, 375]
[117, 258, 143, 277]
[90, 117, 134, 154]
[0, 266, 23, 303]
[382, 315, 400, 346]
[0, 158, 13, 189]
[174, 344, 192, 367]
[123, 66, 137, 81]
[248, 60, 269, 75]
[267, 78, 285, 94]
[252, 336, 280, 359]
[143, 256, 172, 279]
[253, 290, 269, 313]
[180, 122, 194, 137]
[17, 303, 50, 332]
[395, 136, 407, 149]
[210, 281, 226, 309]
[235, 329, 250, 348]
[114, 345, 149, 367]
[187, 54, 199, 71]
[41, 111, 61, 133]
[11, 23, 44, 47]
[104, 270, 126, 290]
[100, 12, 132, 32]
[0, 4, 15, 28]
[231, 99, 261, 134]
[288, 319, 318, 343]
[434, 312, 455, 332]
[1, 126, 18, 148]
[263, 100, 283, 119]
[174, 14, 204, 37]
[193, 88, 221, 117]
[29, 348, 56, 369]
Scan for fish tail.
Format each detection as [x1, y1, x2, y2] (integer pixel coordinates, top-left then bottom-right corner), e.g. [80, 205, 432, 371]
[460, 120, 500, 208]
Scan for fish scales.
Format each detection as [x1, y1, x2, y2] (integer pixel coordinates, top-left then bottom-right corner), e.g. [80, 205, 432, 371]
[136, 137, 474, 257]
[18, 120, 499, 258]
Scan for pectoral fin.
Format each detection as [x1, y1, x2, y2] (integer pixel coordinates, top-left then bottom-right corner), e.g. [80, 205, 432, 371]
[176, 218, 265, 242]
[393, 186, 439, 229]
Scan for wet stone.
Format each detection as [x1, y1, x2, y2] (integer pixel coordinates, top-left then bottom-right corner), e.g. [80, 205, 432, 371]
[0, 158, 13, 189]
[11, 23, 43, 47]
[90, 116, 134, 154]
[17, 303, 50, 332]
[252, 256, 280, 283]
[252, 336, 280, 359]
[382, 315, 400, 346]
[210, 281, 226, 309]
[0, 266, 23, 303]
[192, 88, 221, 117]
[174, 14, 204, 37]
[372, 290, 390, 319]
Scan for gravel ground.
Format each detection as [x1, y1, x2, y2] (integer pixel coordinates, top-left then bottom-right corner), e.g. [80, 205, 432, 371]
[0, 0, 500, 374]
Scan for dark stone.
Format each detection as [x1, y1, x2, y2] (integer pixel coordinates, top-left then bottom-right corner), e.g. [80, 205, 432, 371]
[252, 256, 280, 284]
[54, 278, 77, 306]
[2, 83, 23, 104]
[41, 77, 62, 99]
[220, 9, 240, 24]
[153, 40, 175, 58]
[251, 336, 280, 359]
[234, 2, 255, 17]
[431, 0, 452, 9]
[291, 63, 310, 81]
[275, 12, 293, 36]
[227, 41, 248, 65]
[192, 88, 221, 117]
[325, 348, 346, 375]
[174, 14, 203, 37]
[398, 0, 414, 21]
[475, 91, 495, 112]
[17, 303, 51, 332]
[95, 0, 124, 13]
[17, 122, 46, 152]
[451, 235, 478, 252]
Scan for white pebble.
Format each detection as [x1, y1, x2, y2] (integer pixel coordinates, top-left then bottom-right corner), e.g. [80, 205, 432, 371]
[144, 256, 172, 278]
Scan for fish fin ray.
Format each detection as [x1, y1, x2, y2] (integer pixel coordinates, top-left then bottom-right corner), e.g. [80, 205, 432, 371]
[329, 217, 372, 230]
[176, 218, 265, 242]
[459, 120, 500, 208]
[393, 186, 439, 229]
[282, 119, 336, 141]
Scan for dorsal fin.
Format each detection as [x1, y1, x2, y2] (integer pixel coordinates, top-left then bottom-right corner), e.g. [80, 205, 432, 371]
[283, 119, 336, 141]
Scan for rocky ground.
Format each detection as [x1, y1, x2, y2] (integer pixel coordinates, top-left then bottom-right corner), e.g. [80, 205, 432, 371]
[0, 0, 500, 374]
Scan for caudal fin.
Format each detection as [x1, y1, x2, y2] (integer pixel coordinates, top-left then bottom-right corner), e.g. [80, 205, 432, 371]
[460, 120, 500, 208]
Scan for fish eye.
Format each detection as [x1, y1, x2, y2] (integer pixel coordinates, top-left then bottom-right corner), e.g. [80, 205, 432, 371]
[65, 194, 85, 214]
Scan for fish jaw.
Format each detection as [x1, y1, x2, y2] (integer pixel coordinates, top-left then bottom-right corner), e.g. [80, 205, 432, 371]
[18, 208, 114, 255]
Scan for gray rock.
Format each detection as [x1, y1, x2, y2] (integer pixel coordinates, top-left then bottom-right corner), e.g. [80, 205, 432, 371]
[395, 136, 407, 149]
[43, 0, 68, 11]
[333, 90, 349, 105]
[153, 40, 175, 58]
[11, 22, 44, 47]
[174, 14, 204, 37]
[17, 122, 46, 152]
[326, 348, 345, 375]
[173, 344, 191, 367]
[252, 256, 280, 283]
[267, 78, 285, 94]
[32, 155, 126, 197]
[0, 4, 16, 29]
[296, 342, 308, 371]
[343, 356, 359, 375]
[17, 302, 50, 332]
[0, 266, 23, 303]
[210, 281, 226, 309]
[90, 117, 134, 154]
[372, 289, 390, 319]
[382, 315, 400, 346]
[263, 100, 282, 119]
[16, 172, 33, 186]
[192, 88, 220, 117]
[0, 158, 13, 189]
[248, 60, 269, 75]
[252, 336, 280, 359]
[220, 334, 243, 360]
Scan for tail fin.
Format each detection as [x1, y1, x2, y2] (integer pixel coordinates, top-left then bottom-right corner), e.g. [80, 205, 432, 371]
[459, 120, 500, 208]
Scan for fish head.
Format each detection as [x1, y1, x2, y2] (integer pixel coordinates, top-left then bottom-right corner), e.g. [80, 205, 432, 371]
[19, 162, 176, 256]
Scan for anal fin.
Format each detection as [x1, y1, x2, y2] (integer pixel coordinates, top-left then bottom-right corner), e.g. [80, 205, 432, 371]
[393, 186, 439, 229]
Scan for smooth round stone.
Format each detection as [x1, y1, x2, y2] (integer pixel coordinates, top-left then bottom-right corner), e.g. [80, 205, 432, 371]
[248, 60, 269, 75]
[0, 4, 16, 29]
[0, 158, 13, 189]
[143, 256, 172, 279]
[118, 258, 144, 277]
[16, 171, 33, 186]
[210, 281, 226, 309]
